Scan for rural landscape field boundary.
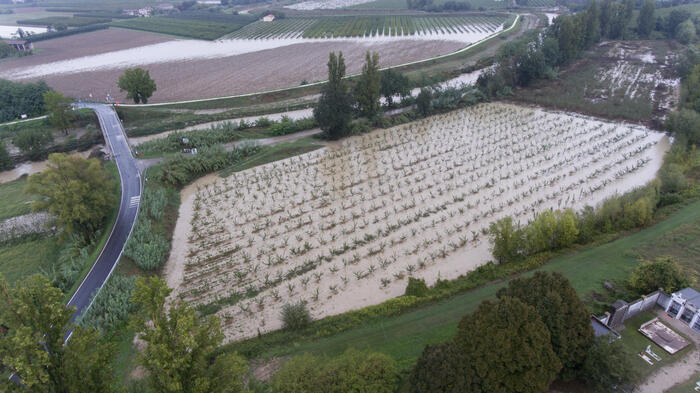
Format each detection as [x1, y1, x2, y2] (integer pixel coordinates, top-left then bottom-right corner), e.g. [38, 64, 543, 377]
[117, 14, 520, 108]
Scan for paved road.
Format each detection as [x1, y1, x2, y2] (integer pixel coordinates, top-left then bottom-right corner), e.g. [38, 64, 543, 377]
[67, 104, 141, 329]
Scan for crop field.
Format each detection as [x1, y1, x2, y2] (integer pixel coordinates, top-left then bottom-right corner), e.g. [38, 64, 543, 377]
[514, 40, 680, 126]
[227, 15, 507, 39]
[17, 15, 110, 27]
[112, 14, 254, 40]
[349, 0, 511, 10]
[520, 0, 556, 6]
[165, 103, 668, 341]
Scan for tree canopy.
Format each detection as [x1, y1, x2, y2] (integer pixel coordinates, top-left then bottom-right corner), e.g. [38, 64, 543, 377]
[118, 68, 157, 104]
[130, 276, 248, 393]
[637, 0, 655, 38]
[380, 68, 411, 106]
[0, 141, 14, 171]
[453, 296, 561, 393]
[12, 127, 53, 161]
[354, 51, 382, 120]
[582, 336, 637, 392]
[314, 52, 352, 140]
[629, 258, 689, 295]
[0, 79, 51, 123]
[497, 271, 594, 380]
[43, 90, 75, 134]
[26, 153, 116, 238]
[0, 274, 114, 393]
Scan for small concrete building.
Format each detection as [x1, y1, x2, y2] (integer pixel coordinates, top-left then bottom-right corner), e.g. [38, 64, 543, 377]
[4, 40, 32, 52]
[262, 14, 275, 22]
[665, 287, 700, 333]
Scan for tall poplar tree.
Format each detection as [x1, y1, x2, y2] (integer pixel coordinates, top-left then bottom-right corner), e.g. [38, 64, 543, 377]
[314, 52, 352, 140]
[354, 51, 382, 120]
[638, 0, 655, 38]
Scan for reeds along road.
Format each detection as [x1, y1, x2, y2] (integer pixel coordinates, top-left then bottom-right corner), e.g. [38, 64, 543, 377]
[65, 103, 142, 339]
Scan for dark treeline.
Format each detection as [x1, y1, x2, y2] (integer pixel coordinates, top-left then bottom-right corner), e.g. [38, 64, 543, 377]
[478, 0, 697, 96]
[407, 0, 473, 12]
[0, 79, 51, 123]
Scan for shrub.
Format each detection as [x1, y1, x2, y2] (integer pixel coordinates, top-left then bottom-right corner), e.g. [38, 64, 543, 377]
[488, 216, 522, 263]
[281, 301, 311, 331]
[255, 117, 271, 128]
[0, 141, 13, 170]
[629, 258, 689, 295]
[660, 163, 688, 194]
[404, 277, 429, 297]
[123, 219, 169, 270]
[80, 274, 136, 332]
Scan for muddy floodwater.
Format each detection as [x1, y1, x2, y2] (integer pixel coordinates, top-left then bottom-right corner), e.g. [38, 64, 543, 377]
[0, 25, 46, 38]
[163, 102, 669, 342]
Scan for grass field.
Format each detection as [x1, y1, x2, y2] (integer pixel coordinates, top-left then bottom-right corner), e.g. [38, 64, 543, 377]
[0, 177, 36, 220]
[0, 237, 61, 284]
[242, 199, 700, 371]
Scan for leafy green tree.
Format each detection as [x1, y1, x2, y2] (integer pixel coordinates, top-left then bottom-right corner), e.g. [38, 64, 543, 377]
[118, 68, 157, 104]
[12, 127, 52, 161]
[555, 209, 579, 249]
[524, 210, 556, 254]
[665, 108, 700, 145]
[314, 52, 352, 140]
[629, 258, 689, 295]
[583, 0, 601, 47]
[488, 216, 522, 263]
[666, 9, 691, 35]
[271, 349, 397, 393]
[43, 90, 75, 135]
[130, 276, 248, 393]
[583, 337, 637, 393]
[454, 296, 561, 393]
[0, 140, 13, 170]
[408, 342, 468, 393]
[27, 153, 116, 238]
[354, 51, 382, 120]
[416, 87, 433, 117]
[380, 68, 411, 106]
[553, 16, 581, 63]
[676, 19, 696, 44]
[0, 274, 114, 393]
[497, 272, 593, 380]
[637, 0, 655, 38]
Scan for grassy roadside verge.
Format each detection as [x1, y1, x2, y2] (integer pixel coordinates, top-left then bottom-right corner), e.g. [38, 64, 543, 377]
[62, 160, 121, 302]
[224, 199, 700, 373]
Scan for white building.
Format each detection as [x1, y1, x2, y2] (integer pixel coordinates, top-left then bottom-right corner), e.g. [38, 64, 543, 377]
[262, 14, 275, 22]
[665, 287, 700, 333]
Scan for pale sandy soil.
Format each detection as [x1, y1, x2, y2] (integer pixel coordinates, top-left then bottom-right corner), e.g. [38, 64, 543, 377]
[164, 102, 669, 342]
[2, 39, 464, 103]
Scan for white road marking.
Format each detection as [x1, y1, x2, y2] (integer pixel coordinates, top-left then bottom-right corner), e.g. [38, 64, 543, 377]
[129, 196, 140, 208]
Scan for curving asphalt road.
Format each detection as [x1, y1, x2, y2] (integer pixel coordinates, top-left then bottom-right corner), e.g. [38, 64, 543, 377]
[66, 103, 141, 331]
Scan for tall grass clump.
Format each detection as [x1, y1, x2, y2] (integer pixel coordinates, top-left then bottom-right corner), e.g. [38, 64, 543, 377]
[80, 274, 136, 332]
[281, 301, 312, 331]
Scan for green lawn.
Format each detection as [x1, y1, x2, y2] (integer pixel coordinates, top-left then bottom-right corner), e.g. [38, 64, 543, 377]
[253, 200, 700, 370]
[0, 236, 61, 284]
[617, 311, 695, 381]
[0, 177, 36, 220]
[219, 137, 324, 177]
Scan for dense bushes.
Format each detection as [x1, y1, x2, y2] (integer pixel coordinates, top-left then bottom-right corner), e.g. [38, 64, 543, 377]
[123, 219, 169, 271]
[628, 258, 689, 295]
[153, 144, 261, 187]
[269, 116, 315, 136]
[582, 337, 637, 392]
[80, 274, 136, 332]
[489, 183, 660, 264]
[0, 141, 13, 170]
[404, 277, 429, 297]
[271, 349, 397, 393]
[27, 23, 109, 42]
[0, 79, 51, 122]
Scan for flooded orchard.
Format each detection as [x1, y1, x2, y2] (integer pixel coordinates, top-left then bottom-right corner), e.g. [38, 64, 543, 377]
[164, 102, 668, 342]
